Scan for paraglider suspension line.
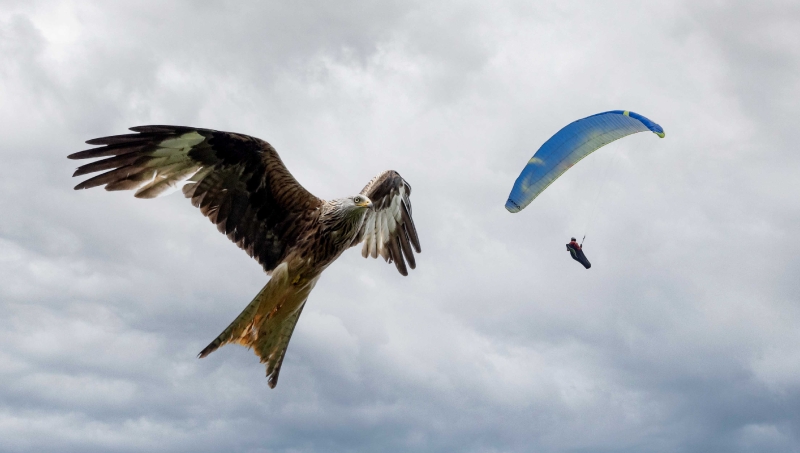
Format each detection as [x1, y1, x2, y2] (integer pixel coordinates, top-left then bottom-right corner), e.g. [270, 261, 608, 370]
[581, 146, 622, 246]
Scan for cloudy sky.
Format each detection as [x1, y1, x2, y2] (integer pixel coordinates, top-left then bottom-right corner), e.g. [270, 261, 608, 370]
[1, 1, 799, 452]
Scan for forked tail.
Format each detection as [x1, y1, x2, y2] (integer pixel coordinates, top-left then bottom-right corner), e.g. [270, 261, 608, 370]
[198, 263, 290, 358]
[197, 263, 317, 388]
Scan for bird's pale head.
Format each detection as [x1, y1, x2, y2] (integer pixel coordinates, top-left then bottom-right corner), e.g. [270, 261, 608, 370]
[339, 194, 373, 224]
[320, 194, 373, 226]
[351, 194, 373, 210]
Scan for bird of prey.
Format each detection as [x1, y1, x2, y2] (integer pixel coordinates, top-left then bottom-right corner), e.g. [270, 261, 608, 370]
[68, 126, 420, 388]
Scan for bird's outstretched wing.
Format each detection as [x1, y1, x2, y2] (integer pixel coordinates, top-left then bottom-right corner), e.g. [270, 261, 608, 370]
[352, 170, 421, 276]
[69, 125, 323, 273]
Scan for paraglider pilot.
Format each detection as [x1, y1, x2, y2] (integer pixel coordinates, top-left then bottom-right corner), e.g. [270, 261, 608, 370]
[566, 237, 591, 269]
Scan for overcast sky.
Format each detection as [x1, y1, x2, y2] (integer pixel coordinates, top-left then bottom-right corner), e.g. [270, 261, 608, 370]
[1, 1, 799, 452]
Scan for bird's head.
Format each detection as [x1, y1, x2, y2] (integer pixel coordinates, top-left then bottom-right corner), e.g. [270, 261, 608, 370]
[342, 194, 373, 224]
[320, 195, 373, 228]
[350, 194, 373, 210]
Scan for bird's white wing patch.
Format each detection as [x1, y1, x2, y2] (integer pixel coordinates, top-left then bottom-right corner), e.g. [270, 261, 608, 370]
[361, 184, 405, 261]
[354, 170, 420, 276]
[134, 132, 206, 198]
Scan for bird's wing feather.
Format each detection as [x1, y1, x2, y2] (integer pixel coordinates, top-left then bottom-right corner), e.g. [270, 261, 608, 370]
[69, 126, 323, 273]
[352, 170, 420, 276]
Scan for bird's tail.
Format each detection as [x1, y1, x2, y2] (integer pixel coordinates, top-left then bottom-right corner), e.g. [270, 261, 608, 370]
[198, 263, 290, 358]
[197, 263, 318, 388]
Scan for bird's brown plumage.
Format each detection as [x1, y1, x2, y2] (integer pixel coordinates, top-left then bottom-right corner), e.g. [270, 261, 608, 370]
[69, 125, 420, 387]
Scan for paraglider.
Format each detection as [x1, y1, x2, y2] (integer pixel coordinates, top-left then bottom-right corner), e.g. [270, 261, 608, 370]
[566, 237, 591, 269]
[505, 110, 665, 213]
[504, 110, 664, 268]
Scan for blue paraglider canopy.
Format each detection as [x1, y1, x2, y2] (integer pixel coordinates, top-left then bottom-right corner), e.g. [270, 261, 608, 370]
[505, 110, 664, 213]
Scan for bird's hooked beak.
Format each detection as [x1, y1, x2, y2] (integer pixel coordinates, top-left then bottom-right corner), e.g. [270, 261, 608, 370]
[358, 197, 373, 209]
